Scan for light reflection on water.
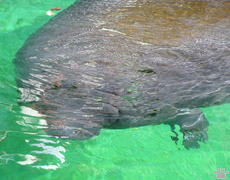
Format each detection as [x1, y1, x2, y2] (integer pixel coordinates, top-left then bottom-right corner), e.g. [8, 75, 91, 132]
[30, 138, 66, 170]
[0, 130, 69, 170]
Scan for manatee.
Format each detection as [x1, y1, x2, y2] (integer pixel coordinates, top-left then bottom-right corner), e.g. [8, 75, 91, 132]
[14, 0, 230, 148]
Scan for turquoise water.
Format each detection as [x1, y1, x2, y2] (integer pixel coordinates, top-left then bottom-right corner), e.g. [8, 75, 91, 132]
[0, 0, 230, 179]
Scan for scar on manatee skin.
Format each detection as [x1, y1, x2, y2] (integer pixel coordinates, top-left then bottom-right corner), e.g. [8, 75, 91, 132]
[49, 73, 67, 89]
[145, 109, 158, 117]
[53, 81, 62, 89]
[149, 109, 158, 116]
[44, 82, 62, 90]
[138, 69, 156, 74]
[28, 102, 59, 119]
[47, 119, 65, 127]
[42, 120, 65, 134]
[70, 63, 79, 70]
[40, 96, 61, 108]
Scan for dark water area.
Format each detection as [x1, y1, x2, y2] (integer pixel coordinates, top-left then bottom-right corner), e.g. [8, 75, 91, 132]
[0, 0, 230, 179]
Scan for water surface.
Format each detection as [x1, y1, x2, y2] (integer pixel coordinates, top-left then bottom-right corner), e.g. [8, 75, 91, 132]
[0, 0, 230, 179]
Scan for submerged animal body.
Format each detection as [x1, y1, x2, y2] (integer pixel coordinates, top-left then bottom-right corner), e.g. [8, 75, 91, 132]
[14, 0, 230, 148]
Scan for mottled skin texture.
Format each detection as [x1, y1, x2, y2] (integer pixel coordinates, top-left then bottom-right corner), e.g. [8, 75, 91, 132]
[14, 0, 230, 148]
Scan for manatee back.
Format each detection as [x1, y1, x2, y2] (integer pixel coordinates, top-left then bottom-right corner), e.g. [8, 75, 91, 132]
[14, 0, 230, 147]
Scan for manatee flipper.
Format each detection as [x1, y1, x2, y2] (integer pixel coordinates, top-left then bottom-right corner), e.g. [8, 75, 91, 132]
[45, 121, 102, 140]
[173, 108, 209, 149]
[28, 101, 103, 140]
[24, 79, 121, 140]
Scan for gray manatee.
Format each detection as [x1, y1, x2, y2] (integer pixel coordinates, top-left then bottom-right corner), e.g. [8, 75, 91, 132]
[14, 0, 230, 148]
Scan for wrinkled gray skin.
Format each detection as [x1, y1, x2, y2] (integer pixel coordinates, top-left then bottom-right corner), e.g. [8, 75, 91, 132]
[14, 0, 230, 149]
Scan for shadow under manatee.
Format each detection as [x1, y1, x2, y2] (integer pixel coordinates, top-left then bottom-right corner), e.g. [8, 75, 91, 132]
[14, 0, 230, 149]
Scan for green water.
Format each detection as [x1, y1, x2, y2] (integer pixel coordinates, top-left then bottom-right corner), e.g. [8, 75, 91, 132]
[0, 0, 230, 179]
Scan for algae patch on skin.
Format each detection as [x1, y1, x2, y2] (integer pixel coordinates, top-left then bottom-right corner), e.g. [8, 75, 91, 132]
[138, 69, 156, 74]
